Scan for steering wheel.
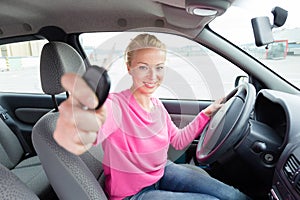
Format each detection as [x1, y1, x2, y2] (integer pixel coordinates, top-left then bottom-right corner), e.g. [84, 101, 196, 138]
[196, 82, 256, 165]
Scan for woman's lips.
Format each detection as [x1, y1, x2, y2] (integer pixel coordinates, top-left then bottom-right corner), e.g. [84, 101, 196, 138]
[143, 82, 157, 88]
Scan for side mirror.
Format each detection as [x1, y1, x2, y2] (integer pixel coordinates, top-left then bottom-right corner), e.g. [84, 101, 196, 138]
[251, 6, 288, 47]
[235, 75, 248, 87]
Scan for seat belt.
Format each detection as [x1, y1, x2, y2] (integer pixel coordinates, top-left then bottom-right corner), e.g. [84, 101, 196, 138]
[0, 105, 33, 157]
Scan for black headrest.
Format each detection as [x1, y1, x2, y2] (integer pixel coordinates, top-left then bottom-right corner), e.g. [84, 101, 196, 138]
[40, 42, 86, 95]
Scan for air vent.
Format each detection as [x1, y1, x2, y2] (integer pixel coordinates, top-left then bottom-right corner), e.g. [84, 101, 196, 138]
[283, 154, 300, 194]
[296, 180, 300, 195]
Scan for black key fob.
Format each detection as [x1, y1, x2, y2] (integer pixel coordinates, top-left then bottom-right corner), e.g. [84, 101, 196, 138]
[82, 65, 110, 109]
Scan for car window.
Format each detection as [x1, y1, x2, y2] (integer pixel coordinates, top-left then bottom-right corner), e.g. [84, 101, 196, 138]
[80, 32, 247, 100]
[210, 1, 300, 89]
[0, 39, 48, 93]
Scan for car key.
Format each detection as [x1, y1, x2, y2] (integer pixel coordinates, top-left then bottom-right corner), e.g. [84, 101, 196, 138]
[82, 65, 111, 110]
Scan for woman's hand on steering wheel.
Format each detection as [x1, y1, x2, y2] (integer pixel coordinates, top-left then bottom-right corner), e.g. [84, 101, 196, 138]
[203, 97, 224, 117]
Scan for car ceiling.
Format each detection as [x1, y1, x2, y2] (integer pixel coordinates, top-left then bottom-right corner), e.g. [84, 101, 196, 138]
[0, 0, 235, 39]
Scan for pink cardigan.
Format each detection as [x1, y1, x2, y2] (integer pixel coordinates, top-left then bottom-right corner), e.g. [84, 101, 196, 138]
[95, 89, 210, 200]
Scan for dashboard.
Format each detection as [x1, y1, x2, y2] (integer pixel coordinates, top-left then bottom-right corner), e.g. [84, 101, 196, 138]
[237, 89, 300, 200]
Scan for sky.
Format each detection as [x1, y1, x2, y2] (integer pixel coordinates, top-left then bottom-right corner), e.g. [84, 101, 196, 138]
[232, 0, 299, 27]
[210, 0, 299, 44]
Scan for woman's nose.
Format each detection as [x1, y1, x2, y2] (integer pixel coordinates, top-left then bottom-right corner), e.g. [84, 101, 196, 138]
[147, 68, 156, 79]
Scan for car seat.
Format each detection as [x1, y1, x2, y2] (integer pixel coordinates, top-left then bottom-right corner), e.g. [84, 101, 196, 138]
[0, 163, 39, 200]
[32, 41, 107, 200]
[0, 109, 57, 199]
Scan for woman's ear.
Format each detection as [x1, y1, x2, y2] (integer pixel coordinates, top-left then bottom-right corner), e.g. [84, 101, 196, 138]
[127, 63, 132, 75]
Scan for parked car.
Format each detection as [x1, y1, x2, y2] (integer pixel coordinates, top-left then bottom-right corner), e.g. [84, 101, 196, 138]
[0, 0, 299, 199]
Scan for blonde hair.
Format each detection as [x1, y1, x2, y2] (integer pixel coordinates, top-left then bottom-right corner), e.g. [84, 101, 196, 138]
[125, 33, 166, 65]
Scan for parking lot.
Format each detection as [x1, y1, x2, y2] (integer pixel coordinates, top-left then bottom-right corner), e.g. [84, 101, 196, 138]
[0, 54, 299, 97]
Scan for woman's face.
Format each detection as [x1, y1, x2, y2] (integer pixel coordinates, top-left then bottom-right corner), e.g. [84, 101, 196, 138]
[128, 48, 166, 95]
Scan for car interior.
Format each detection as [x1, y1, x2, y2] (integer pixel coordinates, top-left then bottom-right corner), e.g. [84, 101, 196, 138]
[0, 163, 39, 200]
[0, 113, 55, 199]
[0, 0, 300, 200]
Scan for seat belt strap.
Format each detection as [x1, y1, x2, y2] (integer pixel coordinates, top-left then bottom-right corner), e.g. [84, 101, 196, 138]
[0, 105, 33, 157]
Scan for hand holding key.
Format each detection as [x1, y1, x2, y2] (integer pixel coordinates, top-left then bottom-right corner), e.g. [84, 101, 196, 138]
[53, 66, 110, 155]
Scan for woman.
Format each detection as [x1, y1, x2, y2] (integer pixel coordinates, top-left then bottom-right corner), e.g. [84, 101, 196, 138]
[54, 34, 250, 200]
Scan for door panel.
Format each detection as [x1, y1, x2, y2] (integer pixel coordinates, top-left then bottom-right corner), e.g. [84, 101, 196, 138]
[162, 99, 211, 163]
[15, 108, 52, 124]
[0, 93, 65, 153]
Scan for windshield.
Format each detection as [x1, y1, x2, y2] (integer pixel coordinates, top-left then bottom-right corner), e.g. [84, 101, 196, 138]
[210, 0, 300, 89]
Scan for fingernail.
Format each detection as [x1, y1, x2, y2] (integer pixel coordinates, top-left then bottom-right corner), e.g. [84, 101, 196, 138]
[82, 105, 89, 110]
[85, 97, 93, 108]
[88, 96, 98, 108]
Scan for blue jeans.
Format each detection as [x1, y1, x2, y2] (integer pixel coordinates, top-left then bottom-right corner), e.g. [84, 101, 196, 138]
[127, 162, 250, 200]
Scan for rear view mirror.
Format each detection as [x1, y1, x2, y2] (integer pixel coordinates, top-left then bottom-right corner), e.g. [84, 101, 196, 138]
[251, 6, 288, 47]
[235, 76, 248, 87]
[251, 17, 274, 47]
